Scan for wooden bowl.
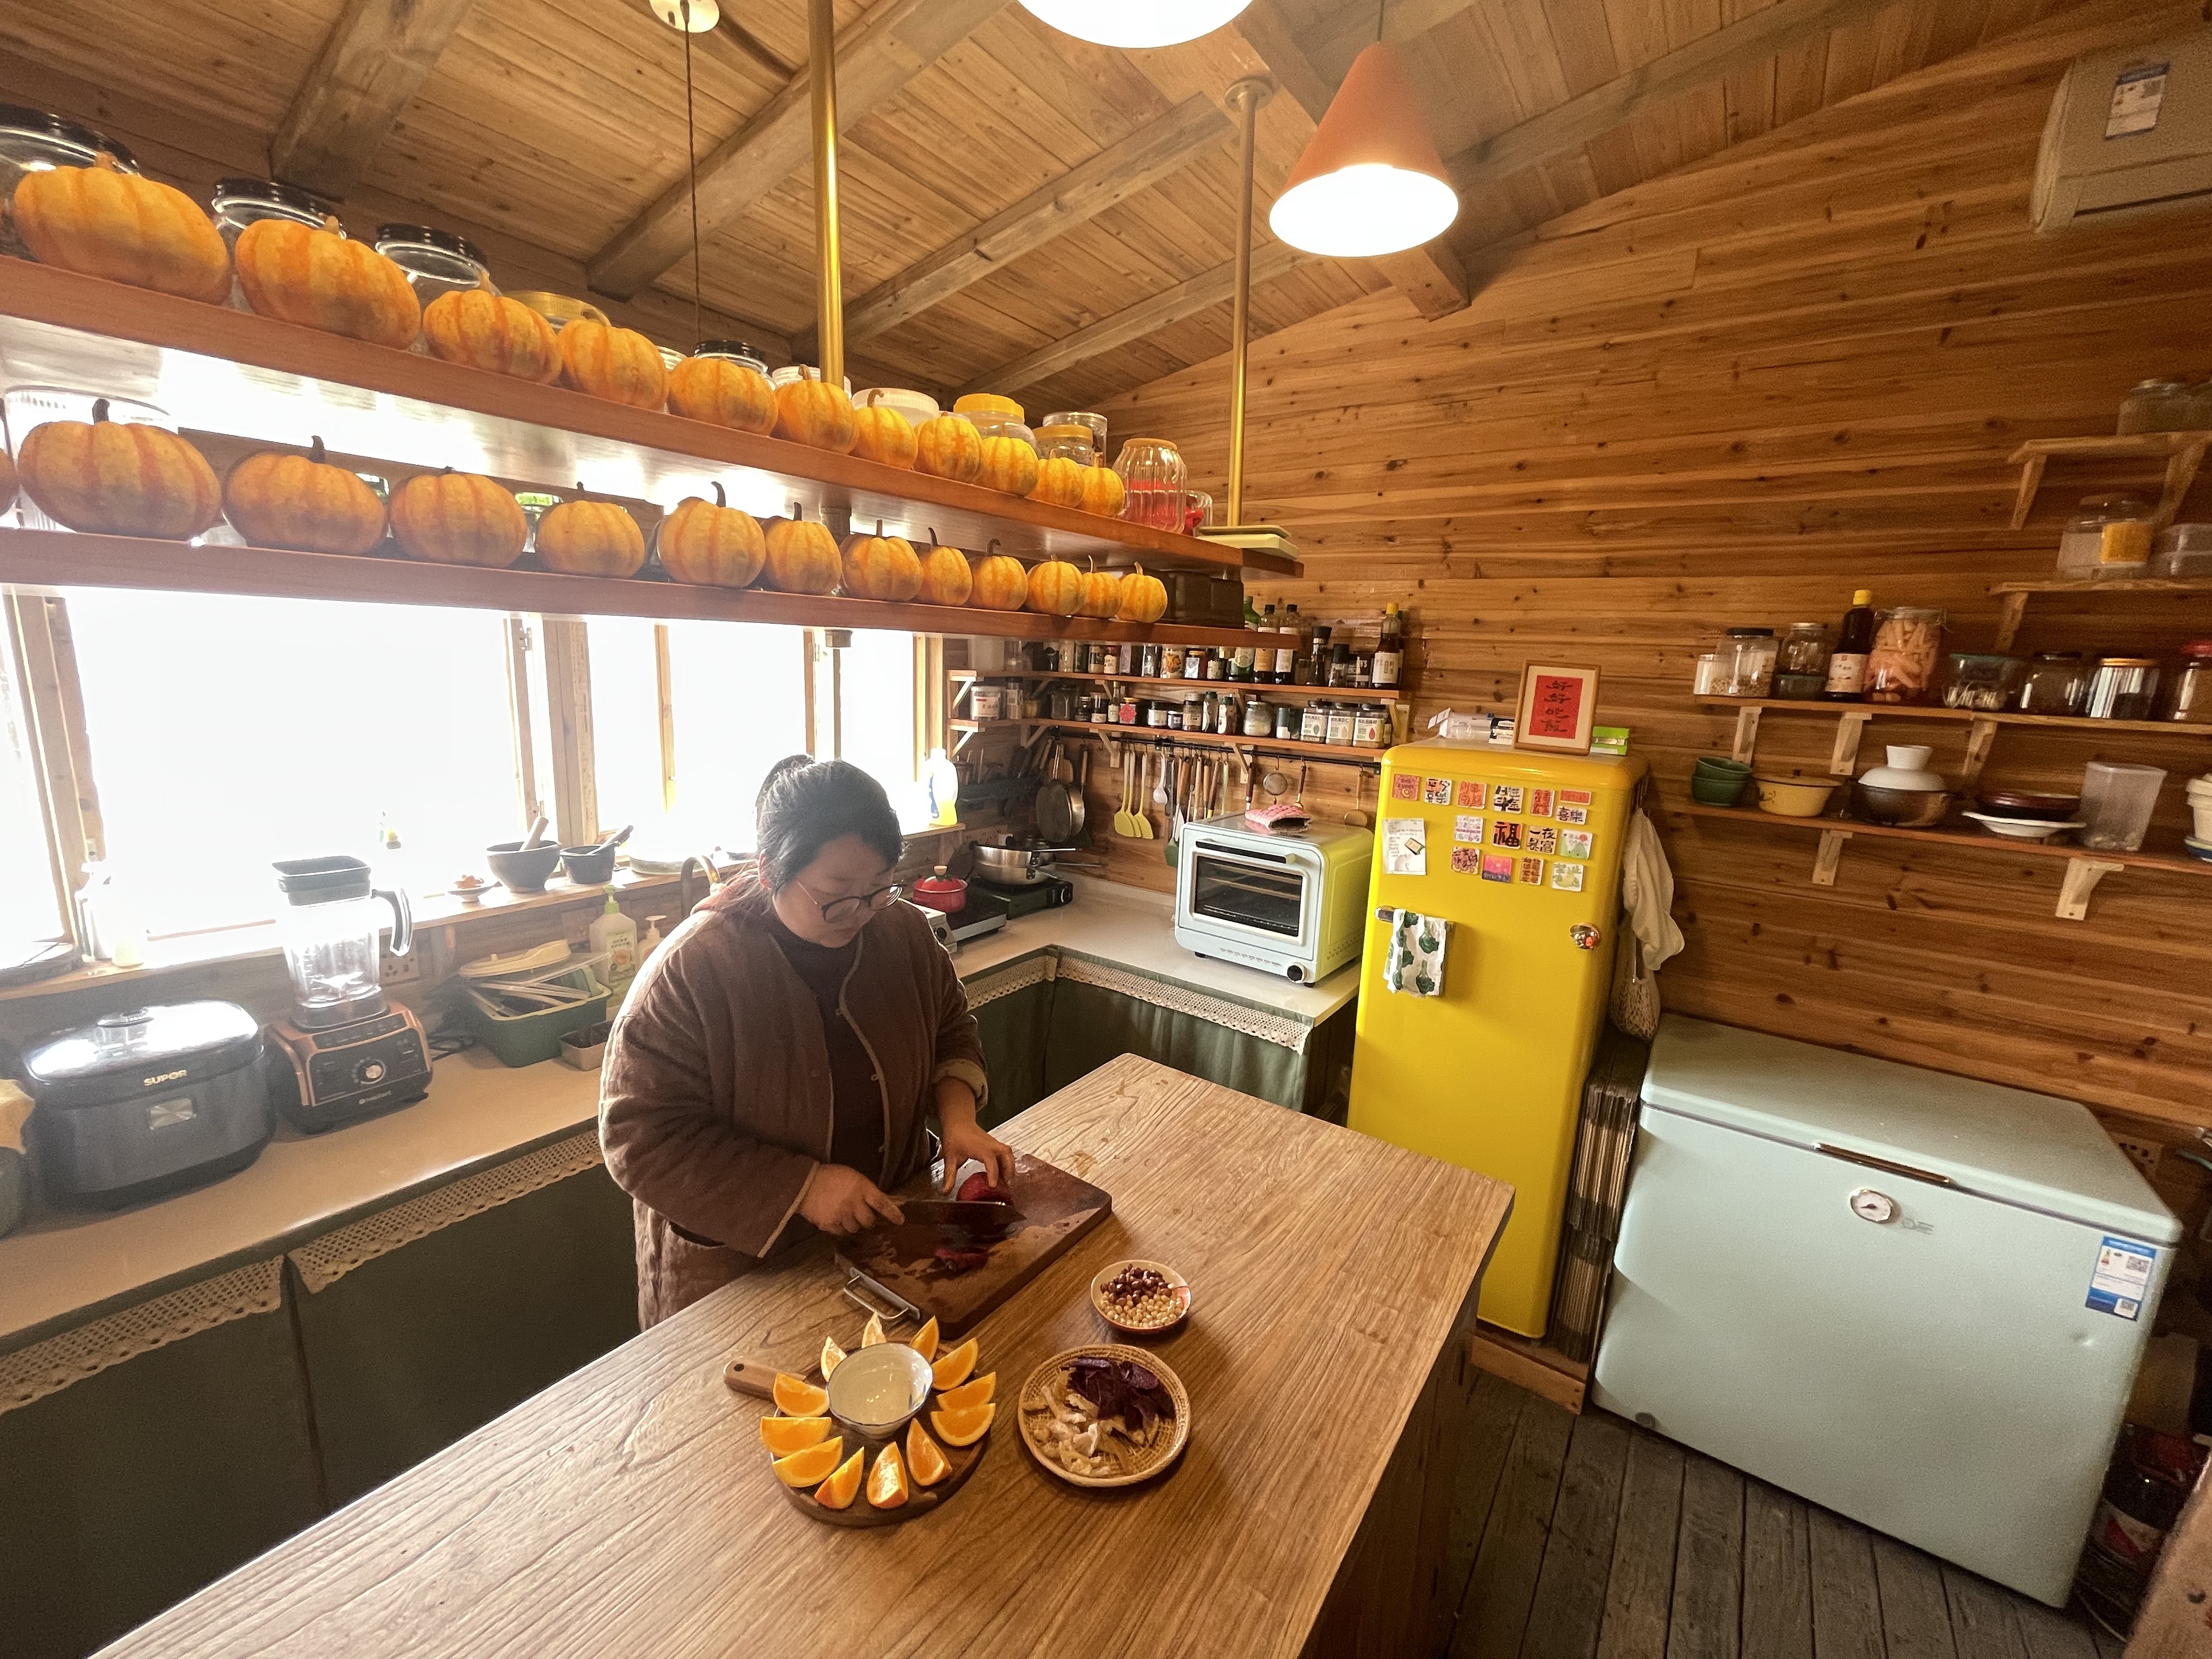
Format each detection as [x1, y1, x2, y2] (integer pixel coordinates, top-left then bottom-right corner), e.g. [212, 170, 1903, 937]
[1089, 1259, 1193, 1334]
[1018, 1344, 1190, 1489]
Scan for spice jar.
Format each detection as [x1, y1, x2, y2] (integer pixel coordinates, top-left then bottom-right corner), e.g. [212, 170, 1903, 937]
[1139, 644, 1161, 679]
[1239, 696, 1269, 737]
[1939, 653, 2026, 712]
[1353, 704, 1387, 747]
[1113, 438, 1187, 531]
[1779, 623, 1831, 676]
[1865, 607, 1946, 704]
[2018, 652, 2087, 715]
[1301, 702, 1329, 743]
[1213, 694, 1236, 736]
[2118, 380, 2192, 436]
[375, 224, 495, 306]
[1325, 703, 1357, 746]
[1204, 650, 1226, 681]
[2, 107, 139, 259]
[1273, 703, 1300, 740]
[1718, 628, 1779, 697]
[2084, 656, 2161, 720]
[1183, 693, 1204, 732]
[2058, 495, 2156, 579]
[2163, 642, 2212, 723]
[1162, 646, 1186, 680]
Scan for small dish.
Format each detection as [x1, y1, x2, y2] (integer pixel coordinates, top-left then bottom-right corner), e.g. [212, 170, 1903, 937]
[1962, 811, 2085, 842]
[1090, 1259, 1193, 1334]
[1018, 1345, 1190, 1489]
[447, 876, 490, 906]
[1976, 791, 2081, 822]
[823, 1342, 934, 1442]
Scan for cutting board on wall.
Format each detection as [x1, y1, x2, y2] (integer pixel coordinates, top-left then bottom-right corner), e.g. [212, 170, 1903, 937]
[836, 1150, 1111, 1335]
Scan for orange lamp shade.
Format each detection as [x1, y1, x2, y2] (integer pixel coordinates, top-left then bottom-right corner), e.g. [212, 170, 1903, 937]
[1270, 42, 1459, 258]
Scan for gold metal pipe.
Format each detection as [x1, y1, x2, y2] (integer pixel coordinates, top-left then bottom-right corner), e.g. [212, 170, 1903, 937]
[809, 0, 844, 388]
[1224, 78, 1273, 529]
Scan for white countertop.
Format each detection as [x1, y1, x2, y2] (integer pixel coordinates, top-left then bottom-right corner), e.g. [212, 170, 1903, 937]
[0, 879, 1358, 1348]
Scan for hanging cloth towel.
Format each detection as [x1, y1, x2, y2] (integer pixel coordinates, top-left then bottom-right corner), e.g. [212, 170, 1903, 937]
[1382, 910, 1449, 996]
[1621, 811, 1685, 972]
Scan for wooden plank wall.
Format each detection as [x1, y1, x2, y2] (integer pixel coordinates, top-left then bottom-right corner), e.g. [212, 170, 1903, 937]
[1096, 0, 2212, 1148]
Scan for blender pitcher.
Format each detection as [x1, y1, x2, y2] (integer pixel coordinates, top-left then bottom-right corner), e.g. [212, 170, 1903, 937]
[273, 856, 414, 1029]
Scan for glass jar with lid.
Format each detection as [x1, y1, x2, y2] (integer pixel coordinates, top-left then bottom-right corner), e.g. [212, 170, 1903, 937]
[952, 393, 1036, 452]
[1778, 622, 1831, 676]
[772, 364, 853, 396]
[2057, 495, 2154, 578]
[2154, 522, 2212, 579]
[1353, 704, 1387, 747]
[211, 176, 334, 249]
[1113, 437, 1187, 532]
[2118, 380, 2192, 435]
[1325, 702, 1357, 746]
[1301, 702, 1329, 743]
[2084, 656, 2160, 720]
[1865, 606, 1946, 704]
[2163, 642, 2212, 723]
[1939, 652, 2027, 712]
[1042, 411, 1108, 453]
[1718, 628, 1779, 697]
[374, 224, 495, 307]
[694, 339, 769, 376]
[1, 107, 140, 259]
[2018, 651, 2087, 715]
[1035, 422, 1096, 464]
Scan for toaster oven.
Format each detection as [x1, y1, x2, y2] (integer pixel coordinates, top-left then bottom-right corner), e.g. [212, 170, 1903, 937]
[1173, 814, 1373, 981]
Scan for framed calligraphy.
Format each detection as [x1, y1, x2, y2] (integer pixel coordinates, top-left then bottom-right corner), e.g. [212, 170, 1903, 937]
[1512, 663, 1601, 755]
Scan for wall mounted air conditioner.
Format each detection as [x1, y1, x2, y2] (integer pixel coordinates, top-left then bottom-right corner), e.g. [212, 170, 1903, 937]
[2034, 29, 2212, 233]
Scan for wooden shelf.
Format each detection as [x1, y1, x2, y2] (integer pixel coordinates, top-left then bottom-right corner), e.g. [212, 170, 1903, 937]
[1678, 800, 2210, 919]
[2006, 430, 2210, 531]
[966, 716, 1388, 764]
[0, 260, 1292, 581]
[1695, 696, 2211, 737]
[1983, 575, 2212, 651]
[0, 528, 1262, 647]
[993, 668, 1411, 705]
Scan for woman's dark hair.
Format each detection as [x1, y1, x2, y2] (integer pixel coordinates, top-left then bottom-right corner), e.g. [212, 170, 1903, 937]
[754, 755, 902, 889]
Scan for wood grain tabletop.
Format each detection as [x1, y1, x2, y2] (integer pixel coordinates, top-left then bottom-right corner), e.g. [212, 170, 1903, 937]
[98, 1056, 1513, 1659]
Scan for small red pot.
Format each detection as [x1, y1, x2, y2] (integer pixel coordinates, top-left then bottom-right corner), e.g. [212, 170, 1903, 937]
[911, 867, 967, 915]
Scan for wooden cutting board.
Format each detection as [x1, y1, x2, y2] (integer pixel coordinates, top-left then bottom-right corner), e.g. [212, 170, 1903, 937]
[835, 1150, 1111, 1335]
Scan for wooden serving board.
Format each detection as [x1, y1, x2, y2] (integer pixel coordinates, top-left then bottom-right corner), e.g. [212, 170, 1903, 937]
[836, 1150, 1111, 1335]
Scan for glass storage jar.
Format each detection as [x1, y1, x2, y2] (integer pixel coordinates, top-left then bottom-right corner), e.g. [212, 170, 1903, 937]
[2018, 652, 2088, 715]
[1035, 423, 1096, 463]
[211, 176, 333, 249]
[772, 364, 853, 396]
[1113, 437, 1188, 532]
[1301, 702, 1328, 742]
[1717, 628, 1779, 697]
[694, 339, 770, 376]
[1779, 623, 1831, 676]
[1865, 606, 1946, 704]
[1325, 702, 1357, 746]
[2154, 523, 2212, 579]
[1, 107, 139, 259]
[1242, 696, 1271, 737]
[374, 224, 495, 306]
[1042, 411, 1109, 453]
[1939, 653, 2027, 711]
[2084, 656, 2161, 721]
[2163, 642, 2212, 723]
[2057, 495, 2155, 578]
[2118, 380, 2192, 435]
[1182, 489, 1213, 534]
[952, 393, 1035, 452]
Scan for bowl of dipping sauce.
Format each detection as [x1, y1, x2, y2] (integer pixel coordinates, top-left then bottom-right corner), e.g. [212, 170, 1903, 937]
[824, 1342, 933, 1440]
[1090, 1260, 1193, 1334]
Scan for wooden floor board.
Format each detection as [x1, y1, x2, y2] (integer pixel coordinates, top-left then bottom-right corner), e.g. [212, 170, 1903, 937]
[1668, 1452, 1746, 1659]
[1521, 1412, 1635, 1659]
[2012, 1599, 2101, 1659]
[1873, 1532, 1960, 1659]
[1443, 1373, 1539, 1644]
[1945, 1566, 2032, 1659]
[1594, 1430, 1686, 1659]
[1811, 1506, 1888, 1659]
[1452, 1395, 1578, 1659]
[1744, 1479, 1815, 1659]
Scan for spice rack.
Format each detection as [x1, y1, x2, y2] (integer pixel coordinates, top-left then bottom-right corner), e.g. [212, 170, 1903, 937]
[957, 716, 1389, 766]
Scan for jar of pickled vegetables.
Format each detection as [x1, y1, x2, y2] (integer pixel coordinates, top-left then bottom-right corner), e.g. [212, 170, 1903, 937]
[1866, 607, 1946, 704]
[1114, 437, 1188, 532]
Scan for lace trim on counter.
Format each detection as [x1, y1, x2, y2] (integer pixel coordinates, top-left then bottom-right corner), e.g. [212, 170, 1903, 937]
[1055, 957, 1310, 1052]
[289, 1130, 604, 1294]
[0, 1256, 284, 1416]
[964, 953, 1056, 1008]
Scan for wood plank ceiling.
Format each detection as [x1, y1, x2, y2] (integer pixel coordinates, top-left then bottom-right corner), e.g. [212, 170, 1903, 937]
[0, 0, 2079, 424]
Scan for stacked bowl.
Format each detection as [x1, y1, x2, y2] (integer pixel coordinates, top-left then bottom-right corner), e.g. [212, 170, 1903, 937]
[1691, 755, 1753, 806]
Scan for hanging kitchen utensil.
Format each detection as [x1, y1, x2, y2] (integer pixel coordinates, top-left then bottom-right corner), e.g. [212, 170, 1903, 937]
[1261, 764, 1291, 801]
[1165, 754, 1184, 865]
[1346, 766, 1371, 829]
[1132, 751, 1154, 839]
[1114, 747, 1139, 838]
[1035, 738, 1085, 844]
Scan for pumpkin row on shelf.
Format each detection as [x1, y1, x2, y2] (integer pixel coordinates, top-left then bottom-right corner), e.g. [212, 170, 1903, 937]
[0, 408, 1169, 621]
[5, 155, 1136, 518]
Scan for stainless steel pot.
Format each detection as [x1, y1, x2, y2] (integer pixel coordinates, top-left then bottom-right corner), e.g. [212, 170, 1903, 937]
[970, 837, 1092, 887]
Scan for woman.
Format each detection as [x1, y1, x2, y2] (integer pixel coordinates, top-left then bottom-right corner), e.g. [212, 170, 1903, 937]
[600, 755, 1011, 1328]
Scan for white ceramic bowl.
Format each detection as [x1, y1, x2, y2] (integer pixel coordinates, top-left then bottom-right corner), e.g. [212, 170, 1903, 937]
[1962, 811, 2084, 842]
[823, 1342, 933, 1440]
[1089, 1260, 1193, 1334]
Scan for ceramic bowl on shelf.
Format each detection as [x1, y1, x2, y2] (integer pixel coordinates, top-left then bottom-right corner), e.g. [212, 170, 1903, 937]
[1694, 754, 1752, 775]
[1752, 775, 1837, 817]
[2183, 836, 2212, 863]
[1690, 772, 1750, 807]
[1858, 744, 1946, 792]
[1961, 811, 2084, 843]
[1850, 781, 1950, 828]
[1976, 790, 2081, 822]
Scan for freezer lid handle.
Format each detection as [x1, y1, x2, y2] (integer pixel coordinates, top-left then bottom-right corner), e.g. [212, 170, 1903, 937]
[1814, 1142, 1954, 1186]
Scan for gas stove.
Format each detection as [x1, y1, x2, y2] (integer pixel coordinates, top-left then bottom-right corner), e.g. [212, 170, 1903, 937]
[921, 877, 1075, 953]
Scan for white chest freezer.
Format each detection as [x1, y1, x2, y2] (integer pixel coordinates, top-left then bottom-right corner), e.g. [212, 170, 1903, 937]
[1591, 1015, 2180, 1606]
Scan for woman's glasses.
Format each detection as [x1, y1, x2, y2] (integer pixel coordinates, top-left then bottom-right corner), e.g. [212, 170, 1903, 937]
[793, 878, 904, 924]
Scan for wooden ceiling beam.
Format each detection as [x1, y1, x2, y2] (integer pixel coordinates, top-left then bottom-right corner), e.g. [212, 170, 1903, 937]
[795, 93, 1233, 363]
[1299, 0, 1475, 86]
[1233, 3, 1470, 320]
[587, 0, 1010, 301]
[957, 240, 1314, 401]
[1444, 0, 1910, 194]
[269, 0, 479, 198]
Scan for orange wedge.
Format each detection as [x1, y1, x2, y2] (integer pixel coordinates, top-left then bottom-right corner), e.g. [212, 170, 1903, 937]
[860, 1311, 887, 1347]
[814, 1446, 864, 1510]
[930, 1337, 979, 1391]
[936, 1372, 994, 1412]
[759, 1413, 832, 1456]
[930, 1402, 994, 1447]
[820, 1336, 846, 1378]
[910, 1316, 940, 1363]
[906, 1419, 952, 1487]
[866, 1442, 911, 1509]
[772, 1436, 845, 1488]
[772, 1373, 828, 1417]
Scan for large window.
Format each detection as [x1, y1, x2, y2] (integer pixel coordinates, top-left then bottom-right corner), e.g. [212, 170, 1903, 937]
[0, 614, 63, 948]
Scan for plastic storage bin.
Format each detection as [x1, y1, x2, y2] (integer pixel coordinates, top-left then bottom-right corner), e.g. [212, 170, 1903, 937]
[466, 966, 608, 1068]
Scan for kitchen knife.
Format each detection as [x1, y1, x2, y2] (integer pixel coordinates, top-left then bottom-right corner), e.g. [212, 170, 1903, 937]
[892, 1200, 1022, 1229]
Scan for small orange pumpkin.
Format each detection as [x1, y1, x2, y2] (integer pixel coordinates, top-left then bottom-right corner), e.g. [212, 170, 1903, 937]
[1025, 558, 1084, 618]
[1030, 455, 1088, 510]
[1077, 567, 1122, 619]
[774, 377, 856, 453]
[18, 401, 221, 539]
[421, 286, 561, 382]
[842, 522, 922, 602]
[762, 507, 842, 594]
[234, 216, 420, 348]
[970, 541, 1028, 612]
[916, 534, 972, 606]
[668, 353, 776, 433]
[914, 415, 983, 483]
[1079, 461, 1127, 518]
[850, 392, 918, 469]
[559, 317, 668, 409]
[223, 436, 386, 555]
[14, 152, 231, 304]
[1115, 562, 1168, 625]
[977, 436, 1039, 498]
[0, 444, 18, 515]
[390, 469, 527, 568]
[656, 482, 765, 587]
[535, 485, 647, 578]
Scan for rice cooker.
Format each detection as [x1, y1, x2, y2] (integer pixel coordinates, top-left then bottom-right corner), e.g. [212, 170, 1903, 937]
[23, 1001, 273, 1210]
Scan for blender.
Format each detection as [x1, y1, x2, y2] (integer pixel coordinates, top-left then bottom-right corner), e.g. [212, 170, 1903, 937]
[262, 856, 433, 1132]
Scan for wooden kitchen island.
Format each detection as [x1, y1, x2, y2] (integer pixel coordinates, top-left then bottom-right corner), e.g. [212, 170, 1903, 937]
[95, 1056, 1513, 1659]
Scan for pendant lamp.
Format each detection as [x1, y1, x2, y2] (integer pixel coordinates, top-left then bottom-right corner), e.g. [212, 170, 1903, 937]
[1270, 41, 1458, 257]
[1016, 1, 1250, 50]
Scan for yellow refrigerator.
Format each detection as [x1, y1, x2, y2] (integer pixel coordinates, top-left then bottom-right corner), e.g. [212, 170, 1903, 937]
[1348, 738, 1647, 1338]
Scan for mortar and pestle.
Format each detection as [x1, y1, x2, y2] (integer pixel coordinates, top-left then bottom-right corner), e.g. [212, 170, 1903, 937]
[487, 814, 561, 893]
[559, 823, 634, 885]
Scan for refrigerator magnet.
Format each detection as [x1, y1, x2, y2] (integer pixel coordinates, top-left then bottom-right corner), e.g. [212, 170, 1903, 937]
[1454, 814, 1485, 843]
[1450, 846, 1481, 874]
[1391, 772, 1419, 800]
[1491, 784, 1525, 814]
[1530, 788, 1555, 816]
[1455, 780, 1483, 808]
[1383, 819, 1427, 875]
[1525, 825, 1559, 854]
[1512, 663, 1601, 754]
[1550, 862, 1585, 891]
[1558, 789, 1593, 806]
[1489, 820, 1523, 849]
[1480, 853, 1514, 883]
[1422, 776, 1453, 805]
[1555, 803, 1590, 825]
[1560, 830, 1595, 860]
[1517, 857, 1545, 885]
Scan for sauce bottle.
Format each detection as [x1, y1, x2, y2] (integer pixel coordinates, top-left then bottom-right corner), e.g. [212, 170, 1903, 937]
[1822, 589, 1876, 701]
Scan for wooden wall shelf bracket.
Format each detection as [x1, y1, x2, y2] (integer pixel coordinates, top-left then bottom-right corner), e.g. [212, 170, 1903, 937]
[1731, 706, 1762, 765]
[1827, 710, 1872, 776]
[1813, 829, 1853, 886]
[2057, 856, 2127, 922]
[2006, 431, 2210, 532]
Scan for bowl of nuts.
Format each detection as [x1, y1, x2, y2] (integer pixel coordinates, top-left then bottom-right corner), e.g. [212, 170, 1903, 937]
[1090, 1260, 1192, 1334]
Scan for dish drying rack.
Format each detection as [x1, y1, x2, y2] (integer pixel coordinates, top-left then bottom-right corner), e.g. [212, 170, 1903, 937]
[458, 939, 616, 1021]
